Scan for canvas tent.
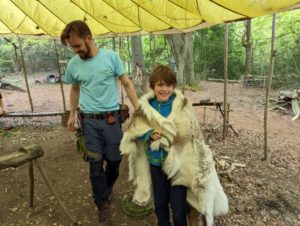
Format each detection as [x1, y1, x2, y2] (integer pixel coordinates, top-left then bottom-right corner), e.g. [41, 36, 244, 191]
[0, 0, 299, 37]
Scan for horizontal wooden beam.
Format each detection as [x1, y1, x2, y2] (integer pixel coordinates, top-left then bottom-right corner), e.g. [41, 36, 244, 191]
[0, 111, 69, 118]
[192, 102, 223, 107]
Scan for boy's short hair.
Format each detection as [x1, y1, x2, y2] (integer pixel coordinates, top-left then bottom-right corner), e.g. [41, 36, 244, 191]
[60, 20, 92, 46]
[149, 64, 176, 89]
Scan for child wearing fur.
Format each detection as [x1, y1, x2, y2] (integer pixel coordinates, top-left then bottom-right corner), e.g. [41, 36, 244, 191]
[120, 65, 229, 226]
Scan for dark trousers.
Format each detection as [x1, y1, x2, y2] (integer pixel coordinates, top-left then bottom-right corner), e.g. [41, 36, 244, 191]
[150, 164, 188, 226]
[82, 115, 123, 205]
[89, 158, 121, 204]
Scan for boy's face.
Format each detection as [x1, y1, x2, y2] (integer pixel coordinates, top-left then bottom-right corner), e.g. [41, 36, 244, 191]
[67, 33, 92, 60]
[153, 80, 174, 102]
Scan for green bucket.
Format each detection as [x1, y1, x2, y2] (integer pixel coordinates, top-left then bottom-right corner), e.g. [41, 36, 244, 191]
[121, 196, 154, 219]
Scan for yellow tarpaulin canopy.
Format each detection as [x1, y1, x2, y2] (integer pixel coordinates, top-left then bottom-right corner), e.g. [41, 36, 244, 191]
[0, 0, 300, 37]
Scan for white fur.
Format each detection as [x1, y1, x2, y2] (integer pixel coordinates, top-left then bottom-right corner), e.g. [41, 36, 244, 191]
[120, 90, 229, 225]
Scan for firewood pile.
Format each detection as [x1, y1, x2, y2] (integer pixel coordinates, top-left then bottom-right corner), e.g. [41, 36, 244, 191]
[259, 89, 300, 121]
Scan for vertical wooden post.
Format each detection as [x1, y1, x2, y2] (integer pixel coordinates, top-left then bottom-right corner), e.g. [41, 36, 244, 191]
[223, 24, 229, 140]
[263, 14, 277, 161]
[112, 37, 116, 51]
[28, 161, 34, 207]
[181, 33, 189, 94]
[152, 34, 156, 67]
[53, 39, 66, 111]
[18, 36, 34, 112]
[203, 107, 206, 125]
[127, 36, 131, 75]
[226, 103, 230, 136]
[118, 37, 124, 104]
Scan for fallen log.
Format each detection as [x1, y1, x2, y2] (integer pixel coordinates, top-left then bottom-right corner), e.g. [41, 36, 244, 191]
[207, 78, 241, 83]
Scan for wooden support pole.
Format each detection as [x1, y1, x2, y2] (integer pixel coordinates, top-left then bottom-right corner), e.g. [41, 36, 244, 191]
[53, 39, 67, 111]
[127, 36, 131, 75]
[34, 160, 77, 224]
[18, 37, 34, 112]
[152, 34, 156, 67]
[223, 23, 229, 140]
[28, 161, 34, 208]
[112, 37, 116, 51]
[181, 33, 189, 94]
[203, 107, 206, 125]
[263, 14, 277, 161]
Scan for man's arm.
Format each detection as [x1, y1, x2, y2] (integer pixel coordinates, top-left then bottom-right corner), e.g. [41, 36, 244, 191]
[119, 74, 139, 110]
[68, 83, 80, 131]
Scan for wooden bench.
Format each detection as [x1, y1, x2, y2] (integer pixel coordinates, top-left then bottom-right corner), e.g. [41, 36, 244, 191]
[192, 100, 238, 137]
[0, 145, 77, 225]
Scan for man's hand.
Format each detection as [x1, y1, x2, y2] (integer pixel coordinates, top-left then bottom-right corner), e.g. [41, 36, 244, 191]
[67, 116, 76, 132]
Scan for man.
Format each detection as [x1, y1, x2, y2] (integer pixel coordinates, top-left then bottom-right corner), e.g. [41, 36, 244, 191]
[60, 20, 139, 225]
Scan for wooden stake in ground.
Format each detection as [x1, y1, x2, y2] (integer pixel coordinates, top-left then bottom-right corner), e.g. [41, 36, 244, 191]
[223, 23, 229, 140]
[263, 14, 277, 161]
[53, 39, 66, 112]
[18, 37, 34, 112]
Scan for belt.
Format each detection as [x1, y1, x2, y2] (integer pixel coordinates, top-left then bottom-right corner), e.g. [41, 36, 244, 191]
[81, 111, 118, 120]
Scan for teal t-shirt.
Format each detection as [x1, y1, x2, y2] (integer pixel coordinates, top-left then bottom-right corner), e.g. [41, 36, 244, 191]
[64, 48, 125, 113]
[138, 95, 175, 166]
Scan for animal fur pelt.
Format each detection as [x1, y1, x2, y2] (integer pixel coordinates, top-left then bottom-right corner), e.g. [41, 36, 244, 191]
[120, 90, 229, 226]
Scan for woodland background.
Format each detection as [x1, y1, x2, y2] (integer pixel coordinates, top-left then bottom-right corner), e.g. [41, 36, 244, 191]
[0, 9, 300, 90]
[0, 8, 300, 226]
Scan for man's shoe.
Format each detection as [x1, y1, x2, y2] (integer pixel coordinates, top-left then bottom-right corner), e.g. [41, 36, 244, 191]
[96, 201, 110, 224]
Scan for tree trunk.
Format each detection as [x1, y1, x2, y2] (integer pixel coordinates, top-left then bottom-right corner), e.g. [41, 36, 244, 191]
[186, 34, 195, 84]
[165, 33, 194, 85]
[243, 19, 253, 75]
[131, 36, 147, 94]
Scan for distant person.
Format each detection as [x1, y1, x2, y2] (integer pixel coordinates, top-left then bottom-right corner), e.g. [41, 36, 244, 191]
[0, 91, 5, 115]
[120, 64, 229, 226]
[60, 20, 139, 225]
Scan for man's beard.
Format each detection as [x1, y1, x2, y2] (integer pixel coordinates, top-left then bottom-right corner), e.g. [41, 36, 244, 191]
[78, 42, 92, 60]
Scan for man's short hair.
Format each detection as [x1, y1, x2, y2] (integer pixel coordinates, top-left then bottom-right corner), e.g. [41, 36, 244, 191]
[149, 64, 177, 89]
[60, 20, 92, 46]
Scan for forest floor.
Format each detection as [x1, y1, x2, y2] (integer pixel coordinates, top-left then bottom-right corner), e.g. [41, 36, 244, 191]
[0, 76, 299, 226]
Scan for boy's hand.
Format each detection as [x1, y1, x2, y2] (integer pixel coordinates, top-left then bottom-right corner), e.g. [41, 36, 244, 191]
[150, 130, 161, 141]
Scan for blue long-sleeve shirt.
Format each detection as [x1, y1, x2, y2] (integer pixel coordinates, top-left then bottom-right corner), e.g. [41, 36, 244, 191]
[138, 94, 175, 166]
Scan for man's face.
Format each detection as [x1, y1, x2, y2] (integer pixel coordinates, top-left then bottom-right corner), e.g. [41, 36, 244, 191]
[67, 33, 92, 60]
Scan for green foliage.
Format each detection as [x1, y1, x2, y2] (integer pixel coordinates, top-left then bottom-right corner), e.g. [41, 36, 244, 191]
[142, 35, 172, 73]
[193, 9, 300, 88]
[0, 9, 299, 90]
[0, 128, 19, 138]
